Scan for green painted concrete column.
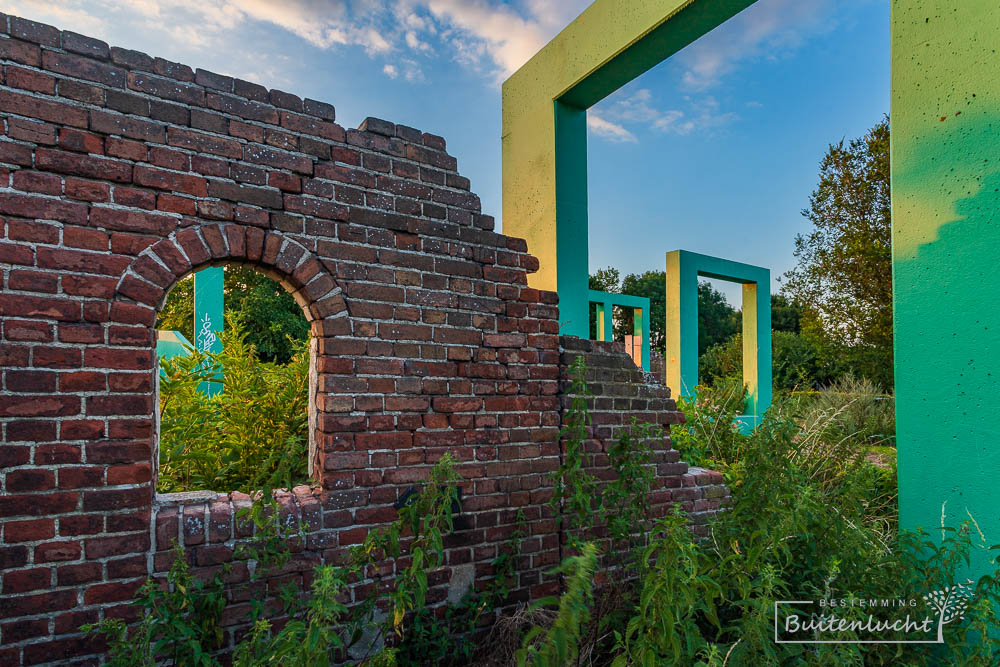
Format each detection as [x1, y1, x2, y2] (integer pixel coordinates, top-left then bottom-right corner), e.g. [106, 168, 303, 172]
[892, 1, 1000, 571]
[194, 266, 224, 396]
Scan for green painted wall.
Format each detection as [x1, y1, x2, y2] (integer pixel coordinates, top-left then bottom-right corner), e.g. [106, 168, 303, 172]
[892, 1, 1000, 571]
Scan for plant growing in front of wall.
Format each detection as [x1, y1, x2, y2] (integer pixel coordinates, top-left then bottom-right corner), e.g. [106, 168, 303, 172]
[84, 545, 228, 667]
[550, 355, 600, 545]
[396, 510, 528, 666]
[516, 542, 599, 667]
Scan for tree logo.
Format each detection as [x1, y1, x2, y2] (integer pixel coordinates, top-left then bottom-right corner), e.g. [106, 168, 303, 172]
[922, 579, 974, 643]
[775, 580, 976, 644]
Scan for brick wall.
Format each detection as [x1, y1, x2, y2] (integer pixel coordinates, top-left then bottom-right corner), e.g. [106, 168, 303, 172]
[0, 15, 728, 665]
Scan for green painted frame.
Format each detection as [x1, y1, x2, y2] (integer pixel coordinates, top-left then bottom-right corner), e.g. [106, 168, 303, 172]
[502, 0, 757, 340]
[588, 289, 652, 371]
[665, 250, 771, 428]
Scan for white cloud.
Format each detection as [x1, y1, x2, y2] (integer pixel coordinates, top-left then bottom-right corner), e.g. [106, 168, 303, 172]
[383, 63, 399, 78]
[590, 89, 738, 141]
[0, 0, 592, 86]
[587, 112, 636, 143]
[677, 0, 834, 89]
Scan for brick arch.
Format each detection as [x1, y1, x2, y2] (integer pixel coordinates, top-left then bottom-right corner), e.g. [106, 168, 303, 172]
[113, 223, 346, 322]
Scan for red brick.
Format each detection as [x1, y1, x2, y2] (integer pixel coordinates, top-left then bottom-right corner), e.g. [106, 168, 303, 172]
[57, 561, 101, 586]
[7, 117, 55, 145]
[0, 492, 77, 518]
[3, 319, 52, 341]
[58, 128, 104, 155]
[107, 463, 151, 485]
[2, 567, 50, 594]
[3, 519, 55, 543]
[169, 127, 241, 158]
[134, 165, 206, 196]
[43, 49, 125, 86]
[113, 186, 156, 210]
[58, 466, 105, 489]
[83, 579, 144, 605]
[59, 514, 103, 537]
[35, 540, 82, 563]
[0, 191, 88, 225]
[60, 419, 105, 440]
[0, 394, 79, 418]
[35, 147, 131, 183]
[106, 136, 147, 161]
[0, 90, 87, 127]
[1, 618, 49, 643]
[35, 443, 81, 465]
[90, 207, 178, 236]
[65, 178, 111, 203]
[12, 170, 61, 195]
[4, 369, 56, 392]
[7, 468, 55, 492]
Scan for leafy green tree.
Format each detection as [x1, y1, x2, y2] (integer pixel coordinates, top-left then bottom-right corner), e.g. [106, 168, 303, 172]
[781, 116, 892, 386]
[157, 266, 310, 364]
[588, 266, 621, 293]
[588, 268, 739, 357]
[696, 281, 739, 356]
[771, 294, 803, 334]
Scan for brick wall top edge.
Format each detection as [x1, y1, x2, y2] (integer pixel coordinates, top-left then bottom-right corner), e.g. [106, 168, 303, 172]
[0, 12, 449, 152]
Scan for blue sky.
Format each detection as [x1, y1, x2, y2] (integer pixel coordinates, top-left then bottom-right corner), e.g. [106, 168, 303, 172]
[2, 0, 889, 304]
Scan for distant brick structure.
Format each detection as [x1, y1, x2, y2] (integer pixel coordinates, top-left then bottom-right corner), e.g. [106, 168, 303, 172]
[0, 15, 728, 665]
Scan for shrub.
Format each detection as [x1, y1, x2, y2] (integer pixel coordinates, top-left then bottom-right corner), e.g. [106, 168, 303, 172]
[157, 313, 310, 494]
[522, 361, 998, 666]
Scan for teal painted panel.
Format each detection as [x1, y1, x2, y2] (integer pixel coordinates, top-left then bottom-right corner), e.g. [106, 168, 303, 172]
[666, 250, 771, 430]
[194, 266, 224, 396]
[892, 0, 1000, 577]
[155, 330, 192, 362]
[587, 289, 652, 371]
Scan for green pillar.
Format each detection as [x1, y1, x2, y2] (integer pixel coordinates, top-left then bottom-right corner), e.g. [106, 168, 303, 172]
[194, 266, 224, 396]
[892, 0, 1000, 574]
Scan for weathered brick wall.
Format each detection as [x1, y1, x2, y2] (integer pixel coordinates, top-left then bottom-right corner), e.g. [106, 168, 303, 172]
[561, 338, 729, 541]
[0, 15, 728, 665]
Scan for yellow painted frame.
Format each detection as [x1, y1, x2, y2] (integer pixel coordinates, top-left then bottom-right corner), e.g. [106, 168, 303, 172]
[502, 0, 757, 338]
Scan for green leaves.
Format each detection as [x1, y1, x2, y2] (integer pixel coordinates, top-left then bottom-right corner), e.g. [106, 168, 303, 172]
[157, 313, 310, 494]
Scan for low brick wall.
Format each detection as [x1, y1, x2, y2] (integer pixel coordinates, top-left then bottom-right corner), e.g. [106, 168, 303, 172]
[0, 14, 728, 665]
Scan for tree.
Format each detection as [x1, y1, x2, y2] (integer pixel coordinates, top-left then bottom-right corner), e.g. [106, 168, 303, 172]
[157, 266, 310, 364]
[770, 294, 802, 334]
[781, 116, 892, 386]
[588, 268, 739, 356]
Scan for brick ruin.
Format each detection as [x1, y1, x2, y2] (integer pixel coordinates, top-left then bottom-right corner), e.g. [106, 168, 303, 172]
[0, 14, 729, 665]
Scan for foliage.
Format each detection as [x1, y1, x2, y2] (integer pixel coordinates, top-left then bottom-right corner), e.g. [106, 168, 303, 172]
[781, 116, 893, 387]
[699, 329, 844, 392]
[157, 313, 310, 494]
[89, 456, 473, 667]
[524, 360, 999, 666]
[770, 293, 803, 334]
[396, 512, 527, 666]
[158, 266, 310, 364]
[588, 267, 739, 357]
[84, 545, 227, 667]
[516, 542, 599, 667]
[550, 356, 599, 541]
[233, 565, 350, 667]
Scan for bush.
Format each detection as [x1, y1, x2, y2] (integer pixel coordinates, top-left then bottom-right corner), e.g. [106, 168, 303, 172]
[157, 314, 310, 494]
[700, 330, 841, 392]
[520, 362, 999, 666]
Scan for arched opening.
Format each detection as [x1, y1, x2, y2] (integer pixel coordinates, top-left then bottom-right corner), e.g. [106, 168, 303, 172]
[152, 263, 315, 496]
